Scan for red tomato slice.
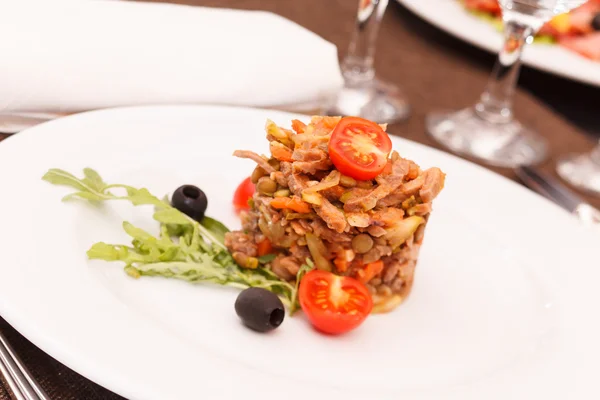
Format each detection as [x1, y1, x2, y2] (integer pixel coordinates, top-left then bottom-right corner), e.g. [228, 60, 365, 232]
[299, 270, 373, 335]
[328, 117, 392, 181]
[233, 177, 255, 214]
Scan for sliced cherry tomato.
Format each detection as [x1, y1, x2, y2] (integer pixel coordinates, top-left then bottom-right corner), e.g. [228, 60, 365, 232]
[299, 270, 373, 335]
[328, 116, 392, 181]
[233, 177, 255, 214]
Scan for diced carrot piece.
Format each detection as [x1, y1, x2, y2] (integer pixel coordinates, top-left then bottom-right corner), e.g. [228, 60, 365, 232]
[257, 238, 274, 257]
[334, 257, 349, 273]
[270, 141, 294, 162]
[357, 260, 384, 284]
[270, 196, 312, 213]
[291, 119, 306, 134]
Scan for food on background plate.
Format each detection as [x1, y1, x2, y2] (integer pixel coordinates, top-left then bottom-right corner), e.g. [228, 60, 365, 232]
[227, 116, 445, 315]
[463, 0, 600, 61]
[42, 115, 445, 335]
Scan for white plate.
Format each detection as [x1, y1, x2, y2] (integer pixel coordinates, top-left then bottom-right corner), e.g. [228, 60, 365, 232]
[0, 105, 598, 400]
[397, 0, 600, 87]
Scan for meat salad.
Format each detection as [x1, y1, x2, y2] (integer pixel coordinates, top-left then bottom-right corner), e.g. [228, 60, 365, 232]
[225, 116, 446, 313]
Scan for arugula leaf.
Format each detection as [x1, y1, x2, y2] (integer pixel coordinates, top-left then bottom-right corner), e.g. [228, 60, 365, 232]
[257, 254, 276, 264]
[201, 216, 230, 244]
[289, 259, 315, 314]
[44, 168, 298, 310]
[153, 208, 192, 226]
[82, 168, 106, 191]
[43, 169, 97, 193]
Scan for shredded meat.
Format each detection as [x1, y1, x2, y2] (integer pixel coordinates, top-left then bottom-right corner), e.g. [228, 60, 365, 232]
[399, 174, 425, 197]
[321, 185, 345, 202]
[289, 244, 311, 262]
[311, 219, 352, 243]
[377, 192, 409, 208]
[367, 225, 387, 237]
[315, 197, 347, 233]
[420, 167, 446, 203]
[292, 148, 332, 175]
[240, 210, 259, 232]
[371, 207, 405, 227]
[409, 203, 432, 216]
[287, 173, 309, 196]
[271, 171, 288, 187]
[280, 161, 292, 176]
[272, 255, 300, 281]
[224, 232, 257, 257]
[290, 221, 308, 235]
[344, 159, 409, 212]
[346, 212, 370, 228]
[362, 244, 393, 264]
[233, 150, 275, 174]
[407, 161, 420, 180]
[382, 261, 401, 284]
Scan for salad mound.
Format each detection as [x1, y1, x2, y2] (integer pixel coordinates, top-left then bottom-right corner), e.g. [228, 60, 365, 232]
[227, 116, 445, 314]
[42, 115, 445, 335]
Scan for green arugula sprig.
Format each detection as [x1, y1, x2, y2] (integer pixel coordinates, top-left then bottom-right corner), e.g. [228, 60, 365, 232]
[42, 168, 313, 312]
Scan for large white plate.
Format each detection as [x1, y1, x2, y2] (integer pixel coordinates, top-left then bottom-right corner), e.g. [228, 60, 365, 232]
[397, 0, 600, 87]
[0, 105, 598, 400]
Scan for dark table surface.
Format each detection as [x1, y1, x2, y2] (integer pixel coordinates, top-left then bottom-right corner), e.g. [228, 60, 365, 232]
[0, 1, 598, 399]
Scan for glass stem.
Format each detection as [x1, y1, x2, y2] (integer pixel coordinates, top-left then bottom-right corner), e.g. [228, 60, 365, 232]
[341, 0, 389, 85]
[590, 141, 600, 164]
[475, 20, 536, 124]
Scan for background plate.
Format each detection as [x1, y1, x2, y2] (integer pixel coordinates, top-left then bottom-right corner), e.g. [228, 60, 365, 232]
[397, 0, 600, 87]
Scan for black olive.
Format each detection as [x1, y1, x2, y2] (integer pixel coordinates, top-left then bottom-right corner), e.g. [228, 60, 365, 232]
[234, 287, 285, 333]
[592, 13, 600, 31]
[171, 185, 208, 222]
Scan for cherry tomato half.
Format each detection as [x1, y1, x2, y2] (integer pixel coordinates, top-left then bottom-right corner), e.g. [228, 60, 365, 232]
[299, 270, 373, 335]
[328, 117, 392, 181]
[233, 177, 255, 214]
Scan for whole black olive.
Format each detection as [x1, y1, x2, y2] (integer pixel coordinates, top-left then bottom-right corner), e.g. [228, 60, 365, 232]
[592, 13, 600, 31]
[171, 185, 208, 222]
[234, 287, 285, 332]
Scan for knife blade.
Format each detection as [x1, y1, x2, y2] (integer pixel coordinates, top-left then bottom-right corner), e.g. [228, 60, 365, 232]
[515, 166, 600, 225]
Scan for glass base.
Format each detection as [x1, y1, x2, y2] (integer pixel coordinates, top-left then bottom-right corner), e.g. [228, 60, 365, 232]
[324, 79, 410, 124]
[556, 151, 600, 197]
[426, 108, 548, 168]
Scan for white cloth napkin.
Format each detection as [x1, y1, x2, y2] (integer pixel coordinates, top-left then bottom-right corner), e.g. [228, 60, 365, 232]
[0, 0, 343, 113]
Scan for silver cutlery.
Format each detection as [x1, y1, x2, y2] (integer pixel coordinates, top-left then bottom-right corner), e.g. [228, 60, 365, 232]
[0, 330, 50, 400]
[515, 166, 600, 226]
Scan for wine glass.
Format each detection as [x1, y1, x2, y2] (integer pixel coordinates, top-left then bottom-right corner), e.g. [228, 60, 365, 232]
[426, 0, 587, 168]
[557, 141, 600, 196]
[325, 0, 410, 124]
